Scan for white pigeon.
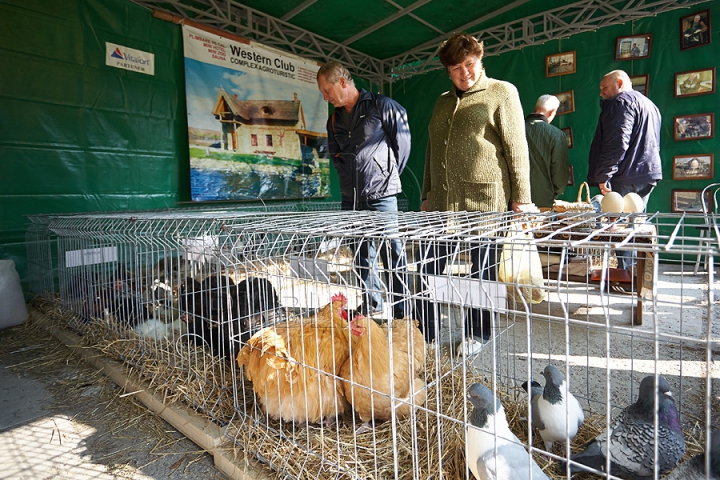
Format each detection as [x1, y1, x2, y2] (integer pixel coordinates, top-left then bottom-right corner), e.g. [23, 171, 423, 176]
[529, 365, 585, 451]
[466, 383, 550, 480]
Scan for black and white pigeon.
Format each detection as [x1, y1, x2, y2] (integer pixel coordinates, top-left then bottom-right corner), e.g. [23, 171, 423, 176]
[466, 383, 550, 480]
[524, 365, 585, 451]
[664, 429, 720, 480]
[561, 375, 686, 479]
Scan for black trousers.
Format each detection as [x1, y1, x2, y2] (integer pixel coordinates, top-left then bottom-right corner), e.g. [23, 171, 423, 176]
[414, 239, 497, 343]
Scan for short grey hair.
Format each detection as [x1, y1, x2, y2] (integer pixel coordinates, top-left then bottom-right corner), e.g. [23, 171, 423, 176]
[535, 94, 560, 111]
[603, 69, 633, 90]
[317, 61, 355, 86]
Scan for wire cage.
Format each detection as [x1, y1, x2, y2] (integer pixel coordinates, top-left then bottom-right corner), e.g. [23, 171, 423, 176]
[34, 208, 719, 479]
[24, 201, 344, 303]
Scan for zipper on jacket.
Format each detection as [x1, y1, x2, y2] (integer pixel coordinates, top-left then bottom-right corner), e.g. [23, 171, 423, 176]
[444, 95, 462, 207]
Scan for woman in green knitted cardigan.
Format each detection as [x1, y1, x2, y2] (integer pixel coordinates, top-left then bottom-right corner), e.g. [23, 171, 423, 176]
[421, 33, 532, 214]
[416, 33, 534, 353]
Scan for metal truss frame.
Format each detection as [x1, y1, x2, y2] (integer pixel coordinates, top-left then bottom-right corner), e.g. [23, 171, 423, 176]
[132, 0, 711, 86]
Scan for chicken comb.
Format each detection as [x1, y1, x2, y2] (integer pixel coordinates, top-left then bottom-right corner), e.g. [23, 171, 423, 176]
[331, 293, 347, 304]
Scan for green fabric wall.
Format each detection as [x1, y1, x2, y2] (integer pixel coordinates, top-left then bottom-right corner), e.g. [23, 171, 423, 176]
[0, 0, 188, 286]
[394, 4, 720, 213]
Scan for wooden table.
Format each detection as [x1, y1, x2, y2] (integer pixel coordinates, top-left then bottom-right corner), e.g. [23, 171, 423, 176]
[531, 221, 656, 326]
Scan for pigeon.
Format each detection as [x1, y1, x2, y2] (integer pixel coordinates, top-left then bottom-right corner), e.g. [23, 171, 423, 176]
[523, 365, 585, 451]
[663, 429, 719, 480]
[561, 375, 686, 479]
[466, 383, 550, 480]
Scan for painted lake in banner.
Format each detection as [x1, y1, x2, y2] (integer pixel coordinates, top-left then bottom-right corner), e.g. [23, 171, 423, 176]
[190, 166, 330, 202]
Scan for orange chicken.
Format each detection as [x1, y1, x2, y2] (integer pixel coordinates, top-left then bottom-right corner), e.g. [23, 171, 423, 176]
[339, 316, 427, 426]
[236, 293, 359, 424]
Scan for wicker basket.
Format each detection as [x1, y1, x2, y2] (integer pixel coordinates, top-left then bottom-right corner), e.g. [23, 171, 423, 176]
[553, 182, 596, 213]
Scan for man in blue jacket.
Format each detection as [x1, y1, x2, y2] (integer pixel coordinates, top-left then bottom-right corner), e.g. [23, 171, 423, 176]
[317, 61, 411, 319]
[588, 69, 662, 271]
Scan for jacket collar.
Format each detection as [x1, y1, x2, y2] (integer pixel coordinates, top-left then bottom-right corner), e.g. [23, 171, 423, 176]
[526, 113, 548, 123]
[453, 69, 489, 97]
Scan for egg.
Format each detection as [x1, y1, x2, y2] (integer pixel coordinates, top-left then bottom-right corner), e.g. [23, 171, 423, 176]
[601, 191, 624, 213]
[623, 192, 644, 213]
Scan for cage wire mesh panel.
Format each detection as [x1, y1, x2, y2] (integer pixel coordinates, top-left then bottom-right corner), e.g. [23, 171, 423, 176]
[38, 209, 718, 479]
[24, 201, 342, 301]
[45, 207, 337, 423]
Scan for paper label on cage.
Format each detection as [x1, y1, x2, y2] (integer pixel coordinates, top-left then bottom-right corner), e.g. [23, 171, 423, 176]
[182, 236, 218, 262]
[65, 246, 118, 268]
[425, 275, 507, 310]
[289, 256, 330, 282]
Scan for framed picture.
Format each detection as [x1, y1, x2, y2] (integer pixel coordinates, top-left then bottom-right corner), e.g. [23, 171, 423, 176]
[675, 68, 716, 97]
[561, 127, 574, 148]
[567, 165, 575, 186]
[680, 10, 710, 51]
[630, 74, 649, 96]
[546, 51, 576, 77]
[671, 189, 709, 213]
[673, 113, 714, 141]
[615, 34, 652, 60]
[555, 91, 575, 115]
[672, 154, 714, 181]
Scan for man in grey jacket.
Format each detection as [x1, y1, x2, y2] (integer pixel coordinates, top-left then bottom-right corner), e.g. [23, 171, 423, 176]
[588, 69, 662, 271]
[525, 95, 569, 208]
[317, 61, 411, 319]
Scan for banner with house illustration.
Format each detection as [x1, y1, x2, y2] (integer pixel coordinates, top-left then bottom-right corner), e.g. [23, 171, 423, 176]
[182, 25, 330, 201]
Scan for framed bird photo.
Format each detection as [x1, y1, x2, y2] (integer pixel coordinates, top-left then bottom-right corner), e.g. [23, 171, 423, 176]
[561, 127, 574, 148]
[680, 10, 710, 51]
[673, 113, 714, 141]
[615, 34, 652, 60]
[629, 74, 649, 96]
[672, 154, 714, 181]
[671, 189, 709, 213]
[546, 51, 576, 77]
[675, 68, 716, 97]
[555, 91, 575, 116]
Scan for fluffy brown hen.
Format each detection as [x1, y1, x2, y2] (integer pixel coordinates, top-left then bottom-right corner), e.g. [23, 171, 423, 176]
[339, 316, 427, 427]
[236, 293, 358, 424]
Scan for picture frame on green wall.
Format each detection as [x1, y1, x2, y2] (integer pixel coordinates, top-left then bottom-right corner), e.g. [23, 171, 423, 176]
[675, 68, 716, 97]
[568, 165, 574, 186]
[674, 113, 714, 141]
[555, 91, 574, 115]
[546, 51, 576, 77]
[672, 154, 714, 181]
[671, 189, 709, 213]
[680, 10, 710, 51]
[615, 34, 651, 60]
[630, 74, 649, 96]
[561, 127, 573, 148]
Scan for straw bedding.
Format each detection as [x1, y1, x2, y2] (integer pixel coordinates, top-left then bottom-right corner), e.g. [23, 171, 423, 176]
[30, 298, 707, 480]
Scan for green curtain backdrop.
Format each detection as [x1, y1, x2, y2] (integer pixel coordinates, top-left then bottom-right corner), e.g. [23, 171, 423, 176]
[0, 0, 188, 287]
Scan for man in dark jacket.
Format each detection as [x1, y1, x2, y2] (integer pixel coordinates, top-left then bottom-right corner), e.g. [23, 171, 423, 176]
[525, 94, 569, 208]
[317, 61, 411, 319]
[588, 69, 662, 270]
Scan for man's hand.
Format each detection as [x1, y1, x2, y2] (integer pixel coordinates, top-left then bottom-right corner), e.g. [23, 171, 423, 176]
[511, 202, 539, 213]
[599, 182, 611, 195]
[421, 199, 428, 211]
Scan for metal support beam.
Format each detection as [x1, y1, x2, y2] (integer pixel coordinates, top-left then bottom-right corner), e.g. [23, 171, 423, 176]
[131, 0, 388, 84]
[385, 0, 712, 80]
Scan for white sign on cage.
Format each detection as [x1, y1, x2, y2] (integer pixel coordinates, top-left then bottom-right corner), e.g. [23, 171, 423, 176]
[182, 235, 219, 263]
[65, 246, 118, 268]
[425, 275, 507, 310]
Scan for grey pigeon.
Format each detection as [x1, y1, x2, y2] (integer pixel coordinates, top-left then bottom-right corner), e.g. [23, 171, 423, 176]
[664, 429, 720, 480]
[561, 375, 686, 479]
[524, 365, 585, 451]
[466, 383, 550, 480]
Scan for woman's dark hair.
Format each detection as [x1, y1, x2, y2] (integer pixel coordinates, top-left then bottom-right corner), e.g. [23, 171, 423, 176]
[438, 33, 484, 68]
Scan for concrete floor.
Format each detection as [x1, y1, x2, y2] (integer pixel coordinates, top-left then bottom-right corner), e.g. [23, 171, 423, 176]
[0, 320, 227, 480]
